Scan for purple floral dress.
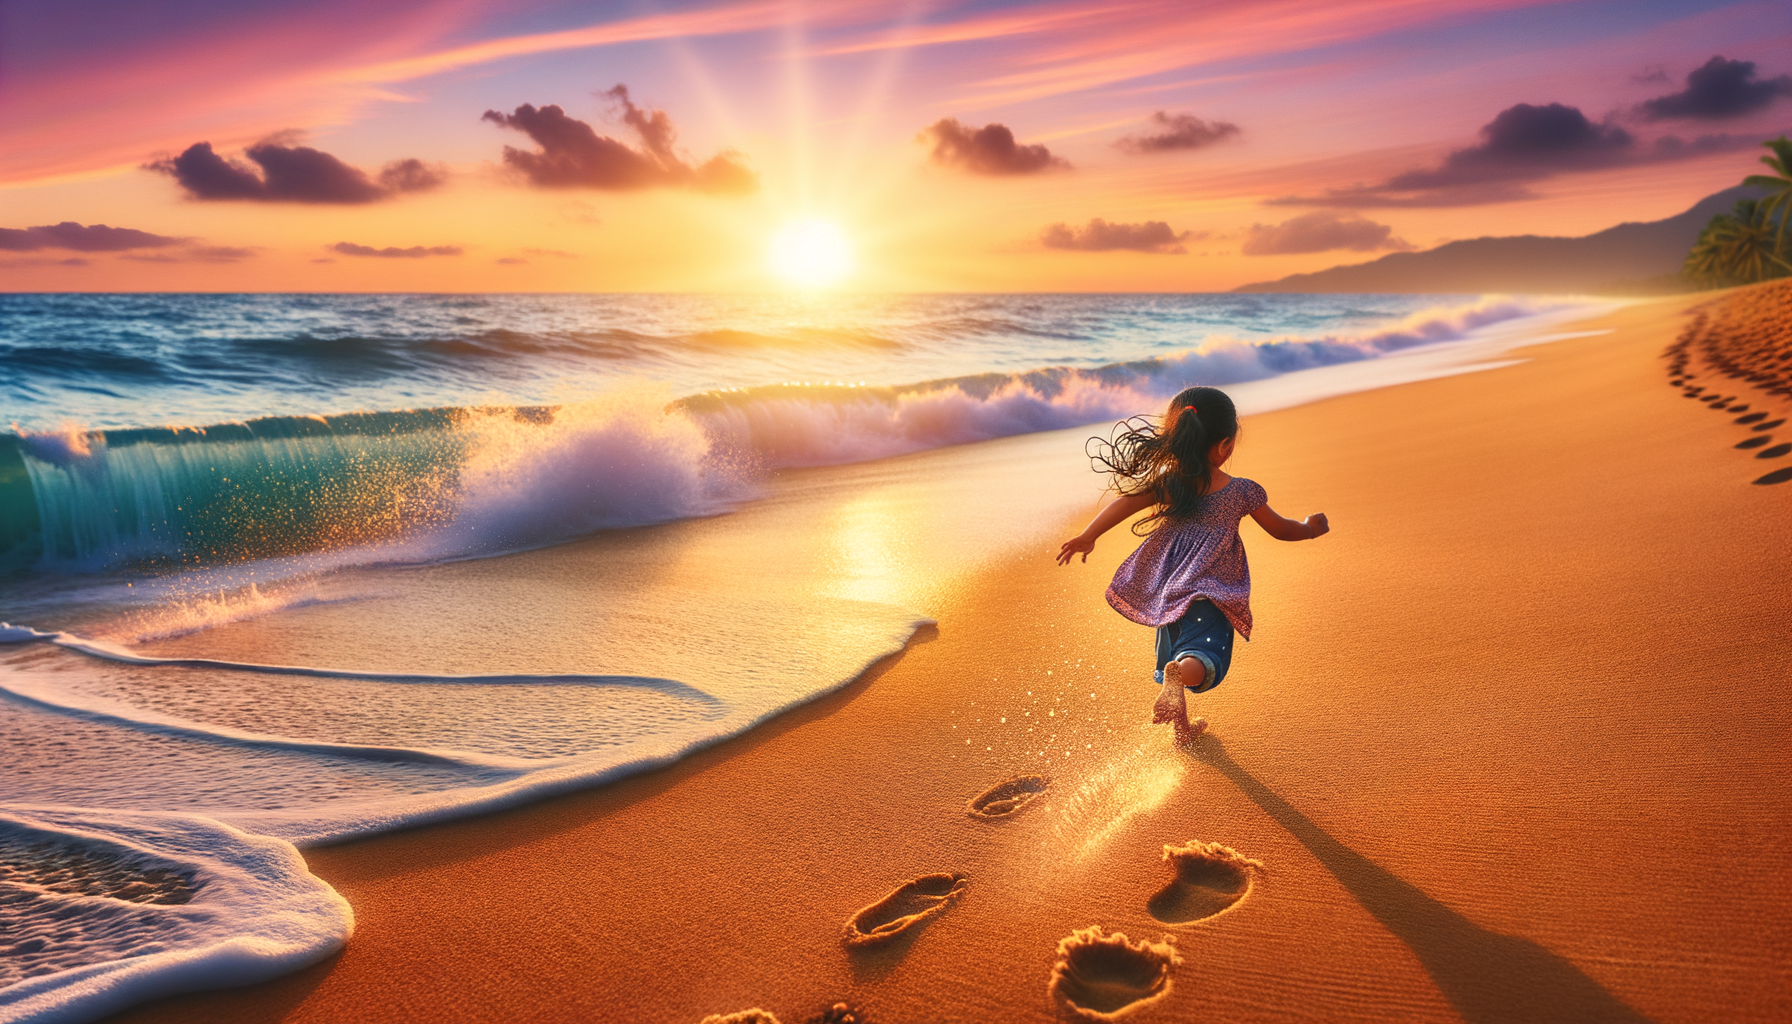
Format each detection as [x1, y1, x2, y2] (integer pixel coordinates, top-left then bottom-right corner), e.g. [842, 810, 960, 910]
[1105, 477, 1267, 639]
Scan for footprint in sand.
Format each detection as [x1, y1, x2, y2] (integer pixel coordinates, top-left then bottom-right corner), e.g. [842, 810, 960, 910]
[966, 775, 1050, 819]
[1757, 443, 1792, 459]
[1755, 418, 1787, 431]
[1736, 411, 1769, 424]
[1146, 841, 1262, 925]
[1737, 436, 1772, 449]
[1047, 926, 1180, 1021]
[842, 872, 968, 947]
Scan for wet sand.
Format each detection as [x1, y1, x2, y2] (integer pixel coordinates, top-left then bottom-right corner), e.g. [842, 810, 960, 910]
[109, 288, 1792, 1024]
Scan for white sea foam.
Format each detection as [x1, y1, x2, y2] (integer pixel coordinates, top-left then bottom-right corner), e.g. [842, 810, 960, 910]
[1, 624, 56, 643]
[12, 424, 92, 467]
[442, 386, 754, 554]
[0, 806, 352, 1024]
[689, 296, 1583, 470]
[0, 596, 929, 845]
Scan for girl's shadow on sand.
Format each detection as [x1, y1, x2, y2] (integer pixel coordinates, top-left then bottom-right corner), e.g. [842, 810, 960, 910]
[1193, 737, 1657, 1024]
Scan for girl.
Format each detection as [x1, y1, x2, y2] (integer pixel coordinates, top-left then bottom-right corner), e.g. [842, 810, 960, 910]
[1057, 386, 1328, 745]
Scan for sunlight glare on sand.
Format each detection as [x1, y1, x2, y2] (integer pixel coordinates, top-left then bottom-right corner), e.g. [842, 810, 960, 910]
[768, 219, 855, 288]
[1050, 735, 1186, 860]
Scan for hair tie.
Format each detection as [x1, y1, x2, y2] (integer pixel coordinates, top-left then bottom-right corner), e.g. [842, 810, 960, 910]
[1184, 406, 1198, 413]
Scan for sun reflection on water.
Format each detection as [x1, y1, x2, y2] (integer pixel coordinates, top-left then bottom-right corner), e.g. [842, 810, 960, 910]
[823, 494, 915, 606]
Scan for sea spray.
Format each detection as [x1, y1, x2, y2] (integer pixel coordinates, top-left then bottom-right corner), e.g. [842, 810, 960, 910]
[442, 385, 750, 554]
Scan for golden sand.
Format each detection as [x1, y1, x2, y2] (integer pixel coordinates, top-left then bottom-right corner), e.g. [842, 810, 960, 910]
[109, 289, 1792, 1024]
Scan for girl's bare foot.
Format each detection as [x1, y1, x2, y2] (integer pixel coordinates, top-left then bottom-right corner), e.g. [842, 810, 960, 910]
[1152, 662, 1188, 725]
[1154, 660, 1209, 746]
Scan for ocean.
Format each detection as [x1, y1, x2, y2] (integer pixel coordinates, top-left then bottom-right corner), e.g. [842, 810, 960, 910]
[0, 291, 1610, 1022]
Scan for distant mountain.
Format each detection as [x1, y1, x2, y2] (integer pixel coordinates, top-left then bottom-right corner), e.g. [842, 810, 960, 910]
[1232, 186, 1765, 294]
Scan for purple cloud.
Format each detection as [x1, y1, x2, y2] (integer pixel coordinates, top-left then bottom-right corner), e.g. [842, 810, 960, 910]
[1272, 101, 1757, 207]
[1384, 103, 1632, 191]
[0, 221, 183, 252]
[149, 139, 445, 203]
[1117, 112, 1240, 154]
[0, 257, 90, 268]
[482, 86, 755, 194]
[1640, 56, 1792, 120]
[919, 118, 1068, 175]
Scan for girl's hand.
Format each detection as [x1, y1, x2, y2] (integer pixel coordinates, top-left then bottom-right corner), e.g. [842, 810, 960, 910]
[1250, 503, 1327, 542]
[1057, 534, 1096, 564]
[1059, 492, 1152, 563]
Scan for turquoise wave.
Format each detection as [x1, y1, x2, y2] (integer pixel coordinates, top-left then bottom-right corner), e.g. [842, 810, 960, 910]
[0, 409, 550, 571]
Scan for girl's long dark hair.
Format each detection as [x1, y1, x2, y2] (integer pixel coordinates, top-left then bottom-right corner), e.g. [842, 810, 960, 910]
[1086, 386, 1239, 534]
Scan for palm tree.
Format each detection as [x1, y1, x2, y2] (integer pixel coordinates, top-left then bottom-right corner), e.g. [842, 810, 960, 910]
[1683, 220, 1733, 287]
[1743, 136, 1792, 251]
[1682, 199, 1791, 288]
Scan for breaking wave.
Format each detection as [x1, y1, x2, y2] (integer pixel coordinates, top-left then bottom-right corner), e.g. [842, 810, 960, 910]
[1, 296, 1556, 573]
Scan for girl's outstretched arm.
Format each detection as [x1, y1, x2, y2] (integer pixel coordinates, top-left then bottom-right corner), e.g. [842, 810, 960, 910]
[1057, 492, 1157, 564]
[1249, 503, 1329, 541]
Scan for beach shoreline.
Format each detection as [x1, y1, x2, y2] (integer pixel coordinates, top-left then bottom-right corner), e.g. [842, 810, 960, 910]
[104, 289, 1792, 1024]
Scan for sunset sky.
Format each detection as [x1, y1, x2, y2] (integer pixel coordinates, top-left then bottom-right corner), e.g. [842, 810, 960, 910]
[3, 0, 1790, 292]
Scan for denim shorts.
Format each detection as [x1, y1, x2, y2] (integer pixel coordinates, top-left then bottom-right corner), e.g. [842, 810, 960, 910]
[1153, 599, 1234, 693]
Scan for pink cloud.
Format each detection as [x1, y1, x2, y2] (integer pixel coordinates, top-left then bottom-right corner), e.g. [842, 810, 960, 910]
[819, 0, 1562, 107]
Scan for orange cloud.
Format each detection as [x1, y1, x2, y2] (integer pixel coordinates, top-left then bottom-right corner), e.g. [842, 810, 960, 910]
[330, 242, 462, 258]
[1241, 212, 1412, 255]
[1041, 219, 1199, 253]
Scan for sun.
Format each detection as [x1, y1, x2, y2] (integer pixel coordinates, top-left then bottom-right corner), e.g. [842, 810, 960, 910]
[767, 219, 855, 288]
